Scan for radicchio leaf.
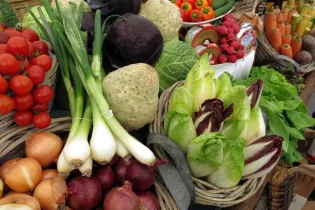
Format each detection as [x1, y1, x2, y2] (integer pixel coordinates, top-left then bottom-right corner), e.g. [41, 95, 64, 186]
[247, 80, 264, 109]
[194, 99, 234, 136]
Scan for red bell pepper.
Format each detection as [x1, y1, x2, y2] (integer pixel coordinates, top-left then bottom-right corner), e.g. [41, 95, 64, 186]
[181, 3, 192, 12]
[170, 0, 182, 8]
[180, 9, 191, 22]
[191, 9, 202, 22]
[195, 0, 208, 9]
[183, 0, 196, 6]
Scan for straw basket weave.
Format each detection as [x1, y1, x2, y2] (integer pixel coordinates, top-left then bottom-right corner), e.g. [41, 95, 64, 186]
[0, 117, 176, 210]
[8, 0, 50, 21]
[234, 0, 257, 13]
[150, 81, 266, 208]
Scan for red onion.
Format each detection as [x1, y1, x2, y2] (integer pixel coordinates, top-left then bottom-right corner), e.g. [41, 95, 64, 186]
[115, 158, 133, 182]
[125, 160, 166, 191]
[137, 191, 160, 210]
[67, 176, 102, 210]
[103, 181, 141, 210]
[95, 165, 116, 191]
[110, 155, 120, 165]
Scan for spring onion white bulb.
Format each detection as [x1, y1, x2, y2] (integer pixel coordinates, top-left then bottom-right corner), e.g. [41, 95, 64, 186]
[57, 151, 72, 178]
[115, 137, 130, 159]
[79, 156, 93, 177]
[90, 100, 116, 165]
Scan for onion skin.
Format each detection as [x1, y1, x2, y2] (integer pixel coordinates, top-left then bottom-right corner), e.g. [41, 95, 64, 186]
[3, 191, 32, 197]
[41, 169, 58, 181]
[125, 160, 164, 191]
[67, 176, 102, 210]
[137, 191, 160, 210]
[26, 132, 63, 168]
[95, 165, 116, 191]
[0, 194, 41, 210]
[33, 176, 68, 210]
[4, 158, 42, 193]
[103, 181, 141, 210]
[115, 158, 133, 182]
[0, 158, 21, 193]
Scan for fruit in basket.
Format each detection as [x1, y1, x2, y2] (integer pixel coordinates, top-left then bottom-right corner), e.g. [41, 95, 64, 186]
[0, 75, 8, 94]
[0, 32, 8, 44]
[31, 54, 53, 72]
[201, 7, 215, 21]
[190, 9, 202, 22]
[0, 94, 14, 114]
[139, 0, 182, 42]
[180, 8, 191, 22]
[14, 110, 34, 126]
[195, 0, 209, 9]
[294, 50, 312, 64]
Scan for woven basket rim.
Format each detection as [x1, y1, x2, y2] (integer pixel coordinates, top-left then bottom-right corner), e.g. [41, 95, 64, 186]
[149, 80, 266, 208]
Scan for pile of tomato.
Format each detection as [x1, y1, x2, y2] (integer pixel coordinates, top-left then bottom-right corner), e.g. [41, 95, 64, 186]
[0, 22, 53, 129]
[171, 0, 215, 22]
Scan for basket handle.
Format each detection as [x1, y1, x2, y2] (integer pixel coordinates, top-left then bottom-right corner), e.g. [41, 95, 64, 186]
[270, 54, 300, 73]
[147, 134, 195, 210]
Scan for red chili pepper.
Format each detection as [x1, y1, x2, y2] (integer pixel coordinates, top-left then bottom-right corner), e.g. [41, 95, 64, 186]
[181, 2, 192, 12]
[180, 9, 191, 22]
[191, 9, 202, 22]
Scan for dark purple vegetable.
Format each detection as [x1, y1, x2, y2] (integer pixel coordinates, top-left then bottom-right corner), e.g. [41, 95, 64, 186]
[87, 0, 142, 17]
[115, 158, 133, 182]
[106, 13, 163, 67]
[95, 165, 116, 191]
[137, 191, 161, 210]
[194, 99, 234, 136]
[246, 80, 264, 109]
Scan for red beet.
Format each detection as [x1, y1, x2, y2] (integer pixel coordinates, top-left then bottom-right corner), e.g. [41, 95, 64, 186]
[220, 43, 229, 53]
[228, 55, 238, 63]
[235, 50, 245, 59]
[219, 54, 228, 63]
[227, 27, 234, 34]
[125, 160, 166, 191]
[103, 181, 141, 210]
[226, 46, 235, 55]
[220, 37, 227, 44]
[137, 191, 161, 210]
[115, 158, 133, 182]
[229, 40, 240, 49]
[217, 26, 228, 36]
[233, 24, 240, 34]
[95, 165, 116, 191]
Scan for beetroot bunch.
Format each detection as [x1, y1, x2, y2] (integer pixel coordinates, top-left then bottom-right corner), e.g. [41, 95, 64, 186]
[216, 14, 245, 64]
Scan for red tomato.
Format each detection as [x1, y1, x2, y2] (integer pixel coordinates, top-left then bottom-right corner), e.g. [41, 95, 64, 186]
[26, 65, 46, 85]
[0, 74, 8, 94]
[0, 94, 14, 114]
[13, 93, 34, 111]
[6, 37, 29, 57]
[0, 44, 6, 55]
[18, 59, 30, 72]
[9, 75, 34, 95]
[0, 31, 9, 44]
[21, 28, 39, 43]
[33, 112, 51, 129]
[14, 110, 33, 126]
[4, 28, 22, 38]
[31, 54, 52, 72]
[33, 85, 54, 104]
[0, 53, 21, 75]
[27, 41, 36, 59]
[33, 41, 49, 55]
[32, 103, 49, 113]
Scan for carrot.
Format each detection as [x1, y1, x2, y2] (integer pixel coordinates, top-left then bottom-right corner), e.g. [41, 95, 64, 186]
[282, 12, 289, 22]
[278, 21, 286, 37]
[287, 11, 292, 23]
[277, 13, 283, 22]
[291, 36, 302, 57]
[282, 7, 290, 13]
[264, 12, 278, 32]
[282, 33, 292, 45]
[269, 28, 282, 53]
[285, 23, 291, 34]
[274, 8, 281, 15]
[280, 44, 293, 58]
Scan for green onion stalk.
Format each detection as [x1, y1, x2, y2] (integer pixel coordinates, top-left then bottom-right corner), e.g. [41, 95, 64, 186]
[32, 0, 156, 173]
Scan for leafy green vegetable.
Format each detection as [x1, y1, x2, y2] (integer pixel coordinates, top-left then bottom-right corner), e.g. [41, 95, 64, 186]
[23, 6, 51, 39]
[246, 107, 266, 144]
[220, 120, 244, 141]
[0, 0, 19, 27]
[164, 110, 197, 153]
[187, 132, 226, 177]
[206, 137, 246, 188]
[184, 53, 217, 108]
[154, 38, 199, 91]
[216, 73, 232, 99]
[234, 66, 315, 164]
[168, 86, 197, 117]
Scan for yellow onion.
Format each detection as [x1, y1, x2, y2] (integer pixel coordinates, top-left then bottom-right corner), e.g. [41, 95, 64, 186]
[0, 179, 3, 199]
[4, 158, 42, 193]
[26, 132, 63, 168]
[41, 169, 58, 181]
[3, 191, 31, 198]
[33, 176, 68, 210]
[0, 193, 40, 210]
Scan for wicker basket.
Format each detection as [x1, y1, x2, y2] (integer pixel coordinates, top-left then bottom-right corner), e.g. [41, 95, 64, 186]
[149, 81, 266, 208]
[8, 0, 50, 21]
[0, 117, 176, 210]
[234, 0, 257, 13]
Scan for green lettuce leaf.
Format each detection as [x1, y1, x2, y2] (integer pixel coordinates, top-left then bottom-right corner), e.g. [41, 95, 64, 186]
[206, 137, 246, 188]
[154, 38, 199, 91]
[216, 73, 232, 99]
[220, 120, 244, 141]
[284, 110, 315, 130]
[246, 107, 266, 144]
[187, 132, 226, 177]
[164, 110, 197, 153]
[168, 86, 197, 117]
